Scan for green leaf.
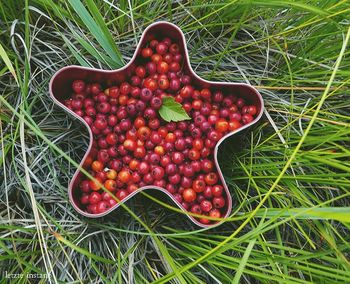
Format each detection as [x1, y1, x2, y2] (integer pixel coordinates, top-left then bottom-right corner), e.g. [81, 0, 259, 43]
[158, 96, 191, 122]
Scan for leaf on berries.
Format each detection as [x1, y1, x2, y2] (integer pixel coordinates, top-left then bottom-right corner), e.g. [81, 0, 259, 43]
[159, 96, 191, 122]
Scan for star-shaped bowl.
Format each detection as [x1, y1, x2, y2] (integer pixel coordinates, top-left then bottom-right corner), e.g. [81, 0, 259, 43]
[49, 21, 264, 228]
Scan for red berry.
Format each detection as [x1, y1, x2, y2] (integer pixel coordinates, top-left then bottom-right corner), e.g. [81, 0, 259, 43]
[118, 170, 131, 184]
[212, 185, 223, 197]
[72, 80, 85, 93]
[142, 47, 153, 58]
[116, 190, 128, 201]
[89, 192, 102, 204]
[96, 201, 109, 213]
[157, 61, 169, 74]
[182, 188, 196, 202]
[200, 200, 213, 212]
[106, 133, 117, 145]
[215, 118, 229, 133]
[205, 172, 218, 185]
[209, 209, 221, 219]
[179, 85, 194, 98]
[192, 179, 205, 193]
[156, 42, 168, 55]
[213, 196, 225, 208]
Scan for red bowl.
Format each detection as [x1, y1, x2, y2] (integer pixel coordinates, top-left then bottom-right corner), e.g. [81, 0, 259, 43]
[49, 21, 264, 228]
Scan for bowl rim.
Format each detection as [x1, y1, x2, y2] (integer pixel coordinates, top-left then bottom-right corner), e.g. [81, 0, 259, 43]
[49, 20, 264, 228]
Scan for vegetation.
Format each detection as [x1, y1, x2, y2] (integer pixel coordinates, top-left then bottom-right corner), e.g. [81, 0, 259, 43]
[0, 0, 349, 283]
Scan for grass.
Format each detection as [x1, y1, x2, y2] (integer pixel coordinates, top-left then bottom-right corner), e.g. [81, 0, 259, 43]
[1, 0, 350, 283]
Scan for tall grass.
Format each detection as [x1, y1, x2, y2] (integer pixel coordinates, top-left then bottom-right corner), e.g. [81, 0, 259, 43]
[1, 0, 349, 283]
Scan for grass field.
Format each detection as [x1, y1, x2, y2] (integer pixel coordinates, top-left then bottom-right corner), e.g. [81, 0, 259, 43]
[1, 0, 350, 283]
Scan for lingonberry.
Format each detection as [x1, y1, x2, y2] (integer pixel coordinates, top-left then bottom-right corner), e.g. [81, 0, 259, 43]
[193, 179, 206, 193]
[215, 118, 229, 133]
[95, 171, 107, 182]
[94, 118, 107, 130]
[188, 148, 200, 161]
[204, 172, 218, 185]
[134, 146, 146, 158]
[152, 166, 165, 180]
[212, 185, 223, 197]
[142, 47, 153, 58]
[149, 153, 160, 164]
[200, 200, 212, 213]
[80, 180, 91, 193]
[213, 196, 225, 208]
[229, 120, 241, 131]
[104, 179, 117, 191]
[140, 88, 152, 101]
[91, 160, 104, 172]
[124, 139, 137, 151]
[96, 201, 109, 213]
[80, 194, 90, 205]
[89, 192, 102, 204]
[168, 174, 181, 185]
[116, 190, 128, 201]
[144, 108, 156, 119]
[203, 186, 213, 199]
[191, 204, 202, 215]
[143, 173, 154, 184]
[165, 163, 177, 176]
[172, 152, 185, 164]
[156, 42, 168, 54]
[151, 53, 162, 63]
[182, 164, 195, 177]
[180, 85, 194, 98]
[72, 80, 86, 93]
[241, 113, 254, 124]
[106, 169, 117, 180]
[182, 188, 196, 202]
[157, 61, 169, 74]
[106, 133, 118, 145]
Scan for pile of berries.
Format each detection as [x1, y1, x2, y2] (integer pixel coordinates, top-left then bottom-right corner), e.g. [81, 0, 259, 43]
[63, 36, 258, 224]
